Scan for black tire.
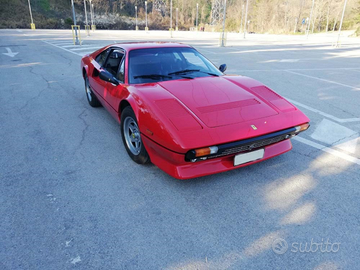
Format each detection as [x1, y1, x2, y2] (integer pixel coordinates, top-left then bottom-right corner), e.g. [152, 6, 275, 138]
[120, 106, 150, 164]
[84, 74, 101, 107]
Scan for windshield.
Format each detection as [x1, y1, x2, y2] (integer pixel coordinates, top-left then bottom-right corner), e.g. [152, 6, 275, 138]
[128, 47, 222, 84]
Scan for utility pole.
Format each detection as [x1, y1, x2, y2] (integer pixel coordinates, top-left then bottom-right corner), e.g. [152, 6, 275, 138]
[135, 6, 138, 30]
[196, 3, 199, 31]
[243, 0, 249, 38]
[221, 0, 227, 46]
[89, 0, 95, 31]
[326, 2, 330, 32]
[306, 0, 315, 39]
[71, 0, 80, 45]
[145, 1, 148, 30]
[83, 0, 89, 35]
[170, 0, 173, 29]
[336, 0, 349, 47]
[84, 0, 88, 26]
[170, 0, 173, 37]
[176, 8, 178, 31]
[239, 4, 244, 33]
[27, 0, 35, 29]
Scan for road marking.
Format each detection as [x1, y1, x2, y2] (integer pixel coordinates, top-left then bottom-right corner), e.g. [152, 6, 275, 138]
[2, 47, 19, 57]
[285, 98, 360, 123]
[42, 40, 81, 56]
[71, 46, 101, 51]
[286, 70, 360, 90]
[76, 51, 94, 56]
[278, 59, 299, 63]
[61, 44, 85, 48]
[65, 239, 72, 247]
[259, 59, 299, 63]
[62, 44, 95, 48]
[70, 256, 81, 264]
[233, 67, 360, 72]
[310, 118, 359, 153]
[199, 48, 217, 54]
[294, 136, 360, 166]
[48, 41, 73, 44]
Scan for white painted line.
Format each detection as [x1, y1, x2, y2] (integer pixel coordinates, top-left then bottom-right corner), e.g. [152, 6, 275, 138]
[286, 70, 360, 90]
[70, 256, 81, 265]
[76, 51, 94, 56]
[289, 68, 360, 71]
[259, 59, 299, 63]
[285, 98, 360, 123]
[199, 48, 217, 54]
[51, 43, 74, 47]
[233, 67, 360, 72]
[42, 40, 81, 56]
[71, 46, 101, 51]
[62, 44, 95, 48]
[49, 41, 73, 45]
[294, 136, 360, 166]
[310, 118, 359, 154]
[61, 44, 83, 48]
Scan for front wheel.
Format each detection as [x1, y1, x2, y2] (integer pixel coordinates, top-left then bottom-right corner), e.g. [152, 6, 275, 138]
[120, 106, 150, 164]
[84, 74, 101, 107]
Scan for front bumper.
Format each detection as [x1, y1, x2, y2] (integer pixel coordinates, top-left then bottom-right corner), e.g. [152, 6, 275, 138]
[142, 135, 293, 179]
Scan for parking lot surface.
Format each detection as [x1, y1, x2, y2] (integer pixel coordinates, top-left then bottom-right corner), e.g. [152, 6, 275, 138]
[1, 29, 359, 269]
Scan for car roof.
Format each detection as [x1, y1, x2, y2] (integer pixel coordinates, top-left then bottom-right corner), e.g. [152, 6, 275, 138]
[110, 42, 192, 51]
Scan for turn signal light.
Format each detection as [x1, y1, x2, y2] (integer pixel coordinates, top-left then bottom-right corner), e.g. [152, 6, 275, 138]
[194, 146, 218, 157]
[295, 123, 310, 133]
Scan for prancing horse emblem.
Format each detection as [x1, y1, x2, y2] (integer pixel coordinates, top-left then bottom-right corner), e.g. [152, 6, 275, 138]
[251, 125, 257, 130]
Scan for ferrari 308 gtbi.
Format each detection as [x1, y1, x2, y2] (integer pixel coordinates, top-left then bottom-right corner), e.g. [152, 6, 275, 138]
[80, 42, 309, 179]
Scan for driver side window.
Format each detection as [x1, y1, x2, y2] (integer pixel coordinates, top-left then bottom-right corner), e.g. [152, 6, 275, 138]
[104, 49, 124, 78]
[118, 59, 125, 83]
[95, 49, 110, 66]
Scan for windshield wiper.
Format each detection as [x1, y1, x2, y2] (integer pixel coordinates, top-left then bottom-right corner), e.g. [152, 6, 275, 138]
[133, 74, 172, 80]
[168, 69, 200, 75]
[168, 69, 219, 76]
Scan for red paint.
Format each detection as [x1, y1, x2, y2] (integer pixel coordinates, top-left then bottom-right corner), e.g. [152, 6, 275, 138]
[81, 43, 310, 179]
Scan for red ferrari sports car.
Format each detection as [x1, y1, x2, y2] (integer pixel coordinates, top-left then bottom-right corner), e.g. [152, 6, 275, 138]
[81, 42, 309, 179]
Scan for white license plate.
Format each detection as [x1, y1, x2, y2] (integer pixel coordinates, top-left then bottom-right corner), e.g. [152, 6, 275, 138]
[234, 149, 265, 166]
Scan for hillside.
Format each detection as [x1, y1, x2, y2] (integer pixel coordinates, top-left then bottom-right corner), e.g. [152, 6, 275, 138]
[0, 0, 359, 33]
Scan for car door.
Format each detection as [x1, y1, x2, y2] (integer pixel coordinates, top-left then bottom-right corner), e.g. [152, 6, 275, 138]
[93, 48, 127, 119]
[89, 47, 111, 100]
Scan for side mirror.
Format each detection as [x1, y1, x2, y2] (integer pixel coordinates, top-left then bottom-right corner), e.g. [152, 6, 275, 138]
[219, 64, 227, 73]
[99, 70, 119, 85]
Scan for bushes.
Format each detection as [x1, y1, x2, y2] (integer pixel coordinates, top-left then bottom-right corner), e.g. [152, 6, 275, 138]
[355, 26, 360, 36]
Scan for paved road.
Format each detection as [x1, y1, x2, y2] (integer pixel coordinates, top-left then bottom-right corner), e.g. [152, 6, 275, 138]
[1, 29, 360, 270]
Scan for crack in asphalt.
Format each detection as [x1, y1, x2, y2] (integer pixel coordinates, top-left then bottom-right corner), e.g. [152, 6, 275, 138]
[326, 101, 360, 119]
[292, 148, 314, 159]
[330, 133, 359, 146]
[76, 109, 90, 151]
[57, 52, 73, 67]
[20, 66, 51, 110]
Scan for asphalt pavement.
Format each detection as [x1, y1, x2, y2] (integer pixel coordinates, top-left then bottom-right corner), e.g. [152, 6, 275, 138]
[1, 29, 360, 270]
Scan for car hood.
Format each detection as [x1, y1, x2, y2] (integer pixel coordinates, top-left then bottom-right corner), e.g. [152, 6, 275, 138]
[158, 76, 279, 128]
